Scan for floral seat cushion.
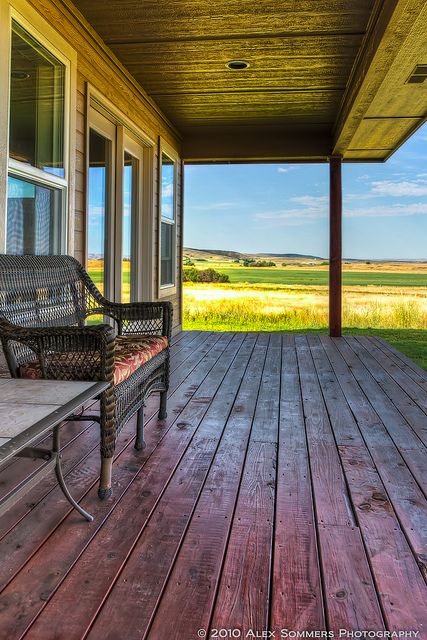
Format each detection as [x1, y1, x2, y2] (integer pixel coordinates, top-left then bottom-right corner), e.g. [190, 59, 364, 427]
[20, 335, 168, 386]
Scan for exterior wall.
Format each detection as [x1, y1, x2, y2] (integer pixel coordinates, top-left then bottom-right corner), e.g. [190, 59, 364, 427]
[4, 0, 183, 331]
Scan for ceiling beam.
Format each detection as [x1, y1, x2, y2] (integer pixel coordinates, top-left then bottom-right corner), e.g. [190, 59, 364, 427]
[182, 125, 332, 162]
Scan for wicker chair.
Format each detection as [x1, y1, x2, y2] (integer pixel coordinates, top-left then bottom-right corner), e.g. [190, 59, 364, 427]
[0, 254, 172, 499]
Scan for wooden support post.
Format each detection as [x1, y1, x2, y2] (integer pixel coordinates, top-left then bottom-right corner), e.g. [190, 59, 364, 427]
[329, 157, 342, 337]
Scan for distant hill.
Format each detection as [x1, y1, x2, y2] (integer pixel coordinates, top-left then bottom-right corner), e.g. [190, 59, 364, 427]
[255, 252, 324, 260]
[185, 248, 243, 260]
[183, 248, 427, 264]
[184, 247, 325, 261]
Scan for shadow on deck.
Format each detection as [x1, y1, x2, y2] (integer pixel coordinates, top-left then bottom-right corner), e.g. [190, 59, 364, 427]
[0, 331, 426, 639]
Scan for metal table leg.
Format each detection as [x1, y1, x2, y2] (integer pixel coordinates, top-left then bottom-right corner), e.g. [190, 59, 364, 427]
[52, 424, 94, 522]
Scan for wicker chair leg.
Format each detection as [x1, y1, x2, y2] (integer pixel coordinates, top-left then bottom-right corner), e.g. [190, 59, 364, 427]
[98, 457, 113, 500]
[135, 405, 146, 451]
[158, 390, 168, 420]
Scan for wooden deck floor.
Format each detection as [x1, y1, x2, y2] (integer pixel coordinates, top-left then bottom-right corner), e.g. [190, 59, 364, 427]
[0, 331, 426, 639]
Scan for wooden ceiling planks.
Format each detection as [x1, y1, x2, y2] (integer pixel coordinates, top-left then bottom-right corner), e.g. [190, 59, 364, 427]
[71, 0, 375, 43]
[153, 91, 339, 128]
[70, 0, 427, 160]
[111, 35, 361, 97]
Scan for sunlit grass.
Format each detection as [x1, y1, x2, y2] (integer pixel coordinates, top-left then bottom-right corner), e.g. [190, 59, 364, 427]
[183, 283, 427, 330]
[183, 282, 427, 370]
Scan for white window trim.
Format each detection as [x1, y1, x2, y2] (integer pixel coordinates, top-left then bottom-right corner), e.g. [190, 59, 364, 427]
[0, 0, 76, 254]
[158, 138, 178, 298]
[86, 86, 156, 302]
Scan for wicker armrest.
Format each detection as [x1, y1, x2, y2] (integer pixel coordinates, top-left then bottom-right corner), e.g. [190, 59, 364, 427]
[101, 301, 173, 339]
[1, 322, 116, 382]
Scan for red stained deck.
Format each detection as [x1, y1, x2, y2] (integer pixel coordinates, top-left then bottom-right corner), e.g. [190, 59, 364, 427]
[0, 331, 426, 639]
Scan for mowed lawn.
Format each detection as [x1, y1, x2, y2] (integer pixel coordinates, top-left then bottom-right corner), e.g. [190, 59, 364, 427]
[213, 266, 427, 287]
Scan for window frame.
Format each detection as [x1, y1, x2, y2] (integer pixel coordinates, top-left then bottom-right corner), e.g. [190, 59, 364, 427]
[158, 139, 178, 297]
[86, 87, 156, 303]
[87, 106, 116, 300]
[0, 0, 76, 254]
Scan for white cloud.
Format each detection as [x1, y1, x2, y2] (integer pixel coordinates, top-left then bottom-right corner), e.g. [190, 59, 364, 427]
[344, 192, 379, 201]
[255, 197, 427, 225]
[371, 180, 427, 197]
[255, 195, 328, 225]
[88, 205, 105, 218]
[189, 201, 238, 212]
[162, 204, 172, 217]
[346, 203, 427, 218]
[290, 195, 328, 207]
[162, 183, 174, 199]
[277, 167, 294, 174]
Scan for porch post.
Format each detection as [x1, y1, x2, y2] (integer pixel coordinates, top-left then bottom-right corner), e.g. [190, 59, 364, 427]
[329, 156, 342, 337]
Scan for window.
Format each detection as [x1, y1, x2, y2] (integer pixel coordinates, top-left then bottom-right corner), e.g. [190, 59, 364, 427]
[86, 96, 152, 303]
[9, 21, 65, 176]
[87, 119, 115, 297]
[1, 9, 73, 256]
[6, 175, 62, 254]
[159, 150, 177, 290]
[122, 150, 140, 303]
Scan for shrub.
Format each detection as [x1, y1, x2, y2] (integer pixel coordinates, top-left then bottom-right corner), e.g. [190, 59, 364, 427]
[182, 267, 200, 282]
[250, 260, 276, 267]
[198, 268, 230, 283]
[182, 267, 230, 283]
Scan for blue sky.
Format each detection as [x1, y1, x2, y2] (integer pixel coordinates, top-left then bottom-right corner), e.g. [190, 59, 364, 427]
[184, 123, 427, 260]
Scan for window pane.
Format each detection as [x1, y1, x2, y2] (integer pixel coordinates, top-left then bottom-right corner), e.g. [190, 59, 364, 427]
[161, 222, 174, 286]
[9, 21, 65, 177]
[6, 175, 62, 254]
[88, 129, 110, 296]
[161, 153, 175, 221]
[122, 152, 138, 303]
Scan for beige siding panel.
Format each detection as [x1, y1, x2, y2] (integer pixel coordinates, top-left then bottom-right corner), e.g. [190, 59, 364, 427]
[76, 130, 85, 154]
[76, 89, 86, 118]
[75, 170, 85, 196]
[76, 109, 86, 136]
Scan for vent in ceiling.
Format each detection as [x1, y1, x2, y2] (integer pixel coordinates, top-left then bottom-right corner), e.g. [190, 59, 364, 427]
[406, 65, 427, 83]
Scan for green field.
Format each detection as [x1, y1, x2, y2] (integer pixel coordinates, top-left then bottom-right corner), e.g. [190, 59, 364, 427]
[211, 267, 427, 287]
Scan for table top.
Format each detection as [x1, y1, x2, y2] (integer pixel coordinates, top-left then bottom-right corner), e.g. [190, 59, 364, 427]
[0, 379, 109, 463]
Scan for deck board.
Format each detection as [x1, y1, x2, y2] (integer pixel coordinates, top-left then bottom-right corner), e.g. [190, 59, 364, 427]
[271, 336, 325, 632]
[0, 333, 426, 639]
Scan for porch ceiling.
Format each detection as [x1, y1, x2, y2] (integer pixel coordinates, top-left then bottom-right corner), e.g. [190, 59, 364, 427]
[71, 0, 427, 161]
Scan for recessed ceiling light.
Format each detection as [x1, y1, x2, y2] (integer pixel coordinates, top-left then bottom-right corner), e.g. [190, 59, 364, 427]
[226, 60, 250, 70]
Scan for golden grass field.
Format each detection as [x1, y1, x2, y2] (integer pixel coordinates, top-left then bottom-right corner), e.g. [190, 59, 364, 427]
[183, 282, 427, 331]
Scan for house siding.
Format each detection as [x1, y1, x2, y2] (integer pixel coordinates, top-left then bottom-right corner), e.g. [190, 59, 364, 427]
[24, 0, 183, 331]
